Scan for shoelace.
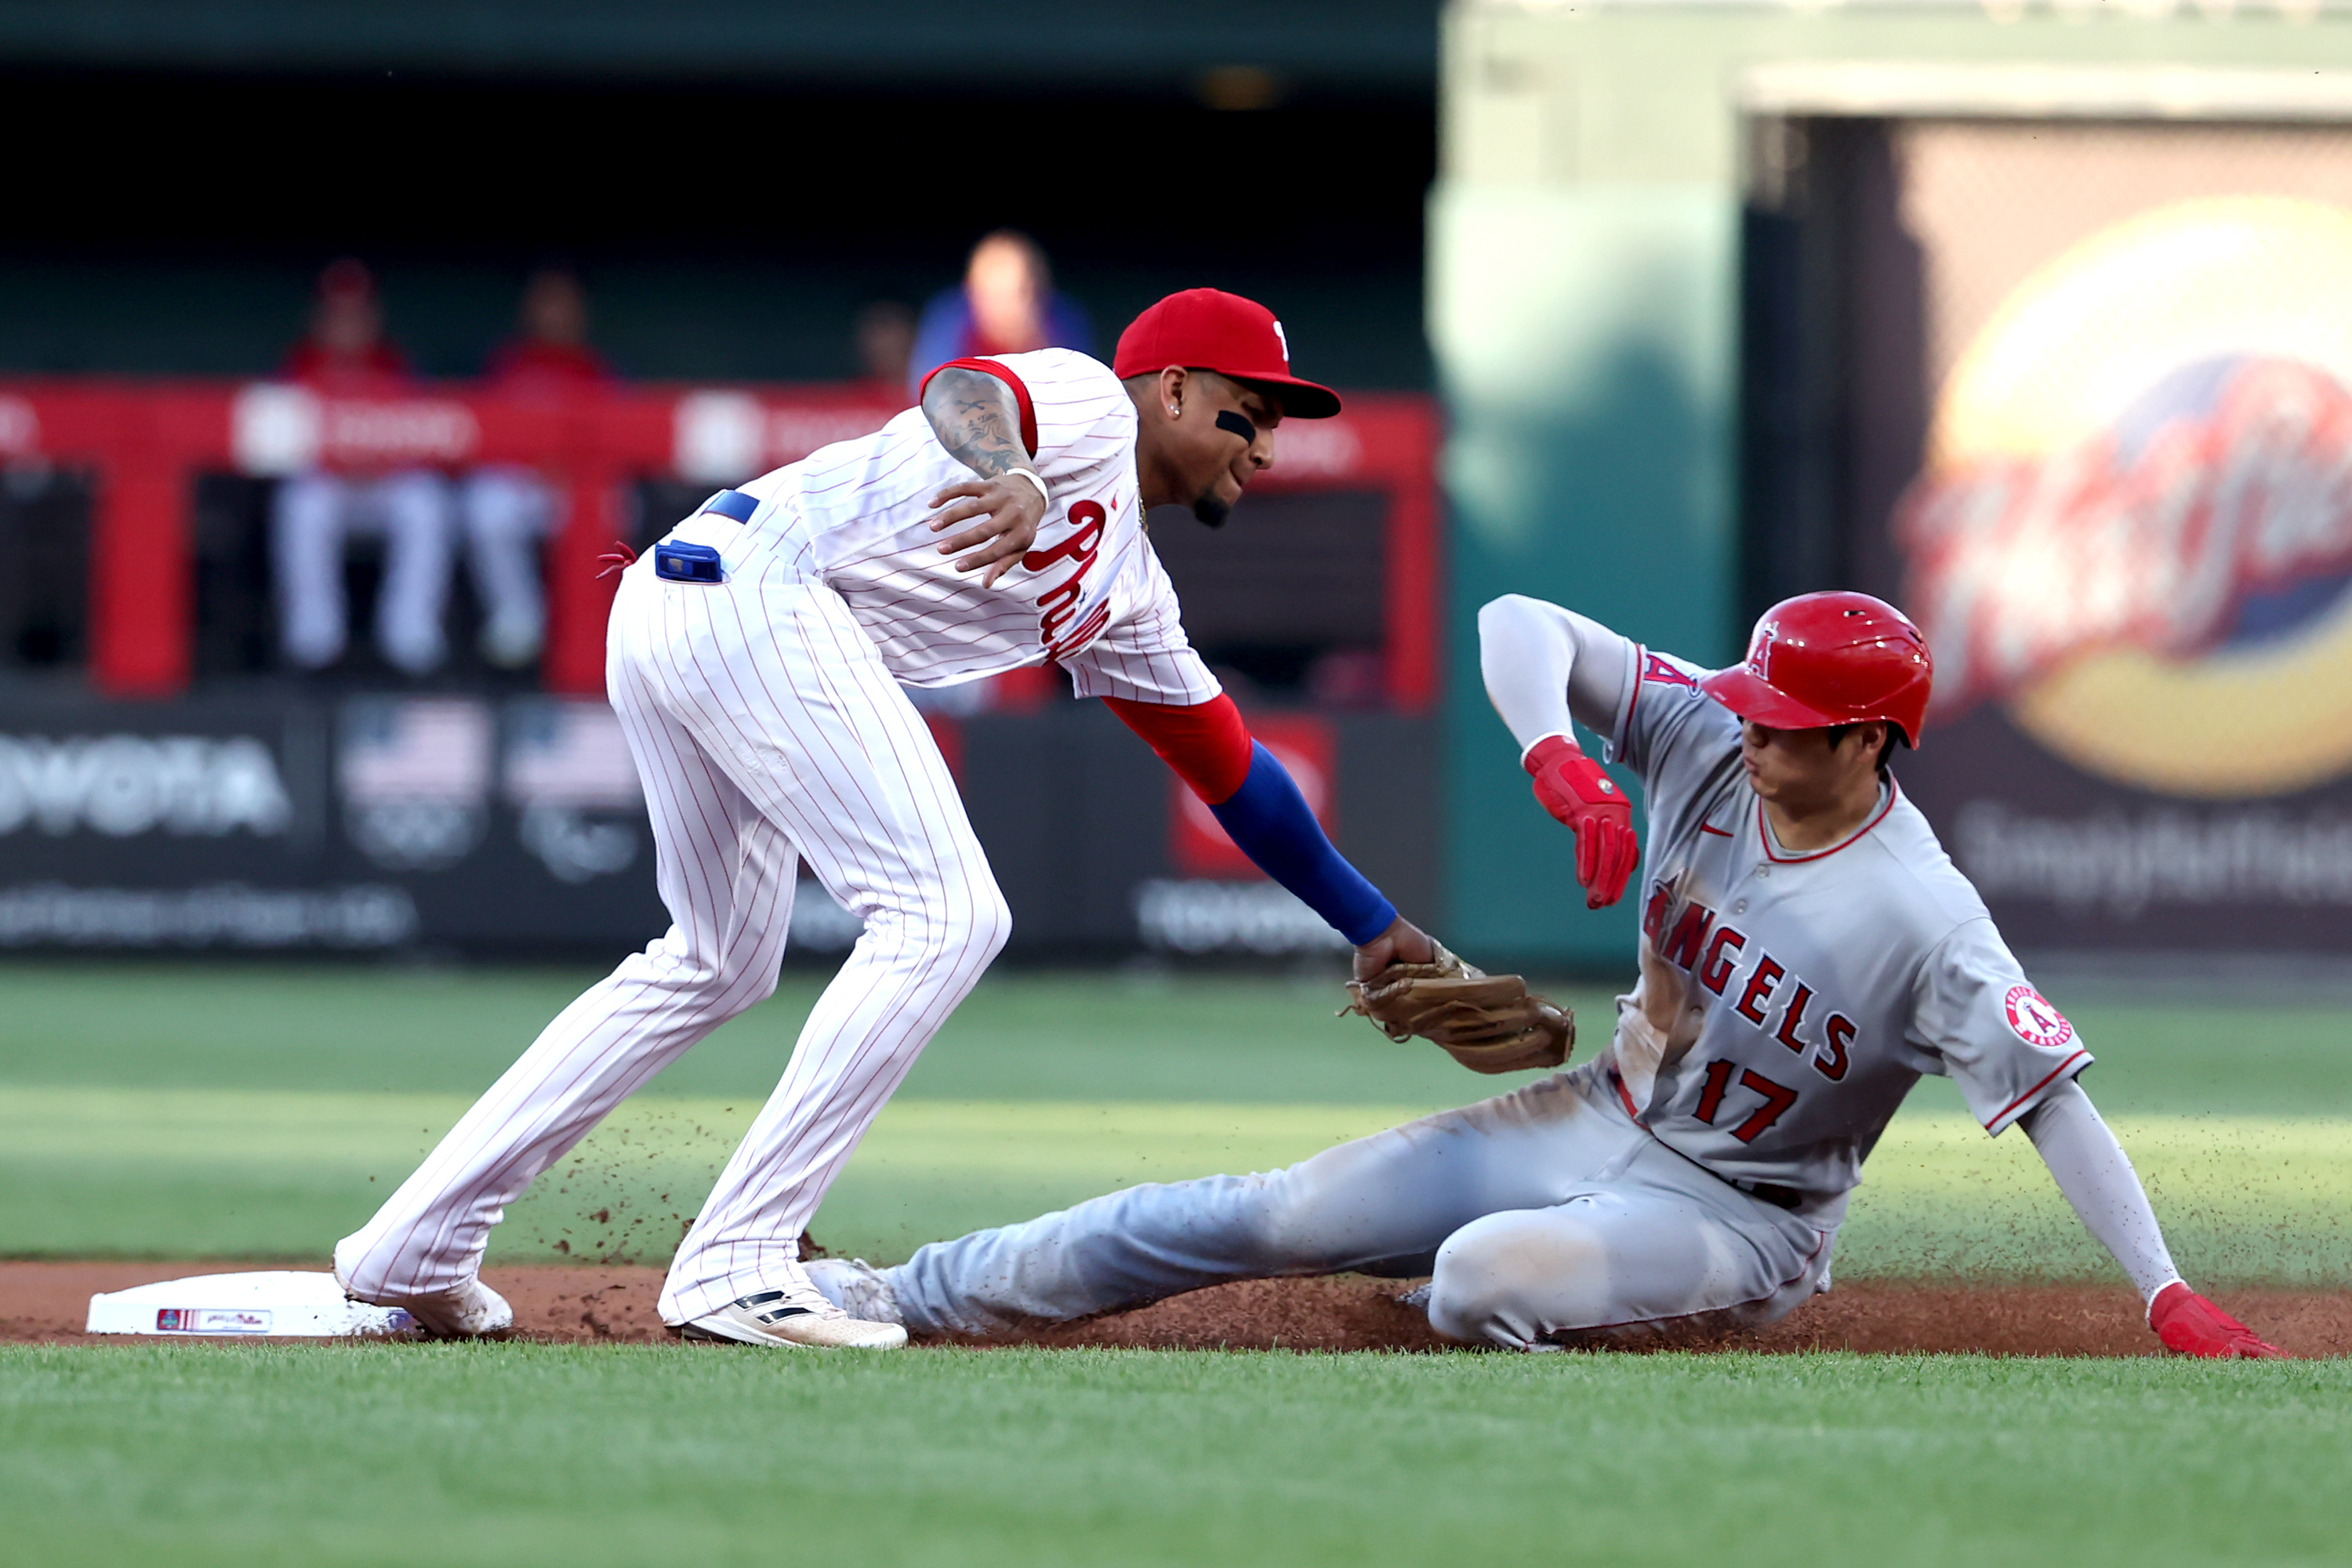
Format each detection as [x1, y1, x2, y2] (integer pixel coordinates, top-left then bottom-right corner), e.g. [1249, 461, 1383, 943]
[593, 540, 637, 579]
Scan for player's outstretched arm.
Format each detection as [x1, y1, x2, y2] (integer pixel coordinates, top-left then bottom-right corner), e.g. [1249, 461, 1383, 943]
[2020, 1080, 2286, 1358]
[1104, 691, 1574, 1073]
[1100, 693, 1428, 962]
[1477, 593, 1634, 746]
[1478, 594, 1641, 908]
[917, 363, 1049, 588]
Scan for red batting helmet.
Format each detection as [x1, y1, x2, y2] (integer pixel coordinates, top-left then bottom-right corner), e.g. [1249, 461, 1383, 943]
[1698, 591, 1934, 747]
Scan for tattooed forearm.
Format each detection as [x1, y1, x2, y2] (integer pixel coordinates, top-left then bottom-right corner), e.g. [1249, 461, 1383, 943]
[922, 368, 1030, 478]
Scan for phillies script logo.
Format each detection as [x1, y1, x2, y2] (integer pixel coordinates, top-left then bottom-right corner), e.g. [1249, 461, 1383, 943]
[1900, 356, 2352, 718]
[1022, 499, 1112, 659]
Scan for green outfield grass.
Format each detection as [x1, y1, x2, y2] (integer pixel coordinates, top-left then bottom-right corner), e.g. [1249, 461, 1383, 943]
[2, 1342, 2348, 1568]
[7, 1087, 2349, 1283]
[3, 962, 2349, 1568]
[1, 963, 2346, 1282]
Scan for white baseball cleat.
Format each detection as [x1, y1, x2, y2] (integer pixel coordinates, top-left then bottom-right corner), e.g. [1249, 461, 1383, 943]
[346, 1276, 516, 1339]
[680, 1278, 907, 1350]
[804, 1257, 905, 1327]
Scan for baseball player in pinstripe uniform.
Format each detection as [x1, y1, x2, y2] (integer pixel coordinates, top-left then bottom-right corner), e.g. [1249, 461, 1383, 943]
[334, 289, 1448, 1348]
[803, 591, 2284, 1359]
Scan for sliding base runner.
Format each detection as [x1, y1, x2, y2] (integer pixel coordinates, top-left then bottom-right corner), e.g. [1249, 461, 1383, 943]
[810, 591, 2284, 1359]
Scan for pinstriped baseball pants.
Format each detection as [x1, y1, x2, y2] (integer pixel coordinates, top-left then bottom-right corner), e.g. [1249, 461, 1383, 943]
[335, 528, 1011, 1324]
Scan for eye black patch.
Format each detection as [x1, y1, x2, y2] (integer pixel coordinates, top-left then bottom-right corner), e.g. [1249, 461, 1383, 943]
[1215, 409, 1258, 445]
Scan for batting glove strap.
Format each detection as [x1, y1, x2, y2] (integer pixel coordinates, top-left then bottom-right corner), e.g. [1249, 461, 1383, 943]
[1522, 735, 1620, 806]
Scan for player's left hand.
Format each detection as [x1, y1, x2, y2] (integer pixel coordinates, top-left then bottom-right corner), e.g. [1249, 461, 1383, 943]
[2148, 1282, 2289, 1359]
[1341, 938, 1575, 1075]
[1523, 735, 1639, 909]
[1352, 915, 1439, 982]
[927, 476, 1047, 588]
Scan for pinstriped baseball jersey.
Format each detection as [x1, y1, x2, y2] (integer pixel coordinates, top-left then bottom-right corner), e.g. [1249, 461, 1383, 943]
[336, 352, 1232, 1328]
[731, 347, 1220, 706]
[1600, 648, 2092, 1218]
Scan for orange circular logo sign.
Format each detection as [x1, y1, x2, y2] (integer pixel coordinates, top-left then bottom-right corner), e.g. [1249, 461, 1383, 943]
[1901, 197, 2352, 798]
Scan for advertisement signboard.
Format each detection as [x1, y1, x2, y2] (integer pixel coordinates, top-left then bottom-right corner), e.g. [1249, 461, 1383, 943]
[0, 691, 406, 949]
[1849, 123, 2352, 956]
[0, 691, 668, 953]
[0, 691, 1435, 959]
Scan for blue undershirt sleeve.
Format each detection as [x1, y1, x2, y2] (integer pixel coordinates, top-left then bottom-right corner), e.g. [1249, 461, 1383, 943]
[1207, 742, 1397, 946]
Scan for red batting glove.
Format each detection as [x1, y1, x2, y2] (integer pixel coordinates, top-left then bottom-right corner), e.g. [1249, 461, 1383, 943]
[2148, 1282, 2288, 1359]
[1523, 735, 1638, 909]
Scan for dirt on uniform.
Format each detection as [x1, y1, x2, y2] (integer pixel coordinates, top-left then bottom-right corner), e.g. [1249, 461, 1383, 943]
[6, 1260, 2350, 1356]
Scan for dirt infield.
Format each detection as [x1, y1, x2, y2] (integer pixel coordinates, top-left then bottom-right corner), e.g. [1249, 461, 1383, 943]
[8, 1261, 2349, 1355]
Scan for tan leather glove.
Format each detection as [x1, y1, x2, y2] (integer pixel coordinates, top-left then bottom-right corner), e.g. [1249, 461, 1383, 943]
[1341, 943, 1575, 1075]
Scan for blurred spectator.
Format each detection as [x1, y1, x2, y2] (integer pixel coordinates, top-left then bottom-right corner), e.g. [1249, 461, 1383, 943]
[272, 260, 454, 676]
[855, 300, 915, 397]
[908, 230, 1092, 397]
[460, 267, 613, 669]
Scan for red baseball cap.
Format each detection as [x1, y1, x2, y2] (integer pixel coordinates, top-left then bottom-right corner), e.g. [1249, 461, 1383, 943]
[1112, 289, 1342, 419]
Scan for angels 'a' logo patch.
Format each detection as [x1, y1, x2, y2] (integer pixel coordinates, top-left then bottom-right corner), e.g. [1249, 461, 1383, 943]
[2003, 985, 2074, 1049]
[1641, 652, 1699, 691]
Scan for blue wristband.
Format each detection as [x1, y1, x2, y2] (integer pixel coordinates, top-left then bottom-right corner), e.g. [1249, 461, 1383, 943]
[1207, 742, 1398, 946]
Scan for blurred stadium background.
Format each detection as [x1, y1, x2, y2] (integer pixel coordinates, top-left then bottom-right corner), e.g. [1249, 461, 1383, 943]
[3, 0, 2352, 1262]
[5, 2, 2352, 981]
[5, 9, 2350, 1560]
[0, 1, 1446, 967]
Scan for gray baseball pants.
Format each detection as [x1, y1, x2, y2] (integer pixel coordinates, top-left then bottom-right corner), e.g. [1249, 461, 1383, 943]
[886, 1060, 1835, 1349]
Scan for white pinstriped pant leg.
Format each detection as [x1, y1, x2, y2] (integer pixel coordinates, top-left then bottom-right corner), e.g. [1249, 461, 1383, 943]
[652, 568, 1011, 1323]
[337, 558, 1007, 1315]
[334, 582, 800, 1300]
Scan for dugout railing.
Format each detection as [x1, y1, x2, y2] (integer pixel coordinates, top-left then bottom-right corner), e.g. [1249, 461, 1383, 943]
[0, 379, 1439, 710]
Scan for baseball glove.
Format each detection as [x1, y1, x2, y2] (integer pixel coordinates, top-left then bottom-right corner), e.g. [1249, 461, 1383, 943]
[1341, 943, 1575, 1075]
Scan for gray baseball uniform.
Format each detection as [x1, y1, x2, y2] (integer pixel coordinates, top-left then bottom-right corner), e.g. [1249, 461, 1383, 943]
[871, 601, 2165, 1348]
[1600, 644, 2092, 1224]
